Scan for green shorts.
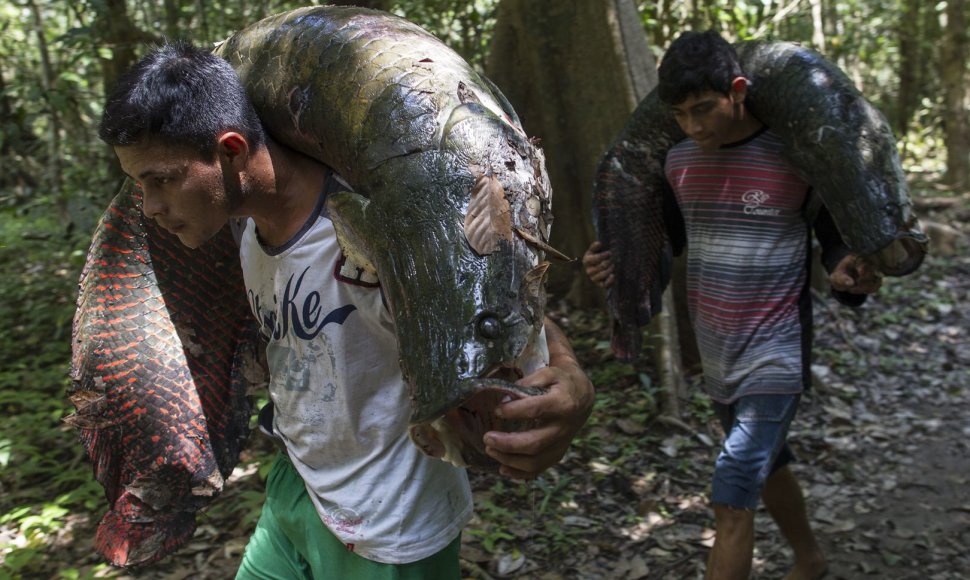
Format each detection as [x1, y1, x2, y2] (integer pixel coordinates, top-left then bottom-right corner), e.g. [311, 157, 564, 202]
[236, 453, 461, 579]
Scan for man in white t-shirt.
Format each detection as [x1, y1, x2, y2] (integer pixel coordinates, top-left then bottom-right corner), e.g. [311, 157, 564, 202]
[99, 41, 593, 579]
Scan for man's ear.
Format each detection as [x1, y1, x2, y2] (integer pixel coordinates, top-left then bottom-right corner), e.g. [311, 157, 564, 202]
[730, 77, 749, 103]
[217, 132, 250, 168]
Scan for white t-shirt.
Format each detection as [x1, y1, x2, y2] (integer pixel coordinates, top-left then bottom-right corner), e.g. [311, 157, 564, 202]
[239, 181, 472, 564]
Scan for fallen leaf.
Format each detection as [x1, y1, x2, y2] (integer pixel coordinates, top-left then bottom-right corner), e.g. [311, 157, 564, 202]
[464, 172, 512, 255]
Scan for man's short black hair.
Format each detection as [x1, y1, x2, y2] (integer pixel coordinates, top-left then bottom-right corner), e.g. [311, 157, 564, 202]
[99, 41, 265, 157]
[657, 30, 744, 105]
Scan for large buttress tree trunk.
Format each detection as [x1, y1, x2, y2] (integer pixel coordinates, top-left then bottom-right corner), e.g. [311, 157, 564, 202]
[896, 0, 922, 138]
[487, 0, 654, 304]
[487, 0, 691, 414]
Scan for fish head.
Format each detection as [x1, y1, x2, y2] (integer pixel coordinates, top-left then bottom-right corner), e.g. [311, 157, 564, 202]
[852, 102, 928, 274]
[327, 134, 553, 470]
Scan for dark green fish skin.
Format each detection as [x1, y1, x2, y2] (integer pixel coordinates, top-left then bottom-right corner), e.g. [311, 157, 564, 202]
[593, 40, 927, 361]
[738, 41, 926, 270]
[216, 7, 554, 467]
[591, 90, 685, 361]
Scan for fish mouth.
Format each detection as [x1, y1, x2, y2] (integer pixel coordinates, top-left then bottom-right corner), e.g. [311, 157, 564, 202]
[408, 365, 544, 470]
[873, 234, 928, 277]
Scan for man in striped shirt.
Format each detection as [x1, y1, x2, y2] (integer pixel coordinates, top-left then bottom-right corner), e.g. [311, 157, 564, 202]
[584, 31, 882, 580]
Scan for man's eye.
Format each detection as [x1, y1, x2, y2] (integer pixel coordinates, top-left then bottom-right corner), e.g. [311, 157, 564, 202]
[154, 177, 171, 186]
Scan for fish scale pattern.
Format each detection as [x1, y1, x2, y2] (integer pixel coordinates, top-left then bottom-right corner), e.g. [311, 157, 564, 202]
[737, 41, 925, 262]
[69, 185, 256, 567]
[592, 91, 686, 361]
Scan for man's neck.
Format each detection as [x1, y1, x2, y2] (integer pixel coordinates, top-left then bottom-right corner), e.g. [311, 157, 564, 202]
[246, 139, 329, 247]
[726, 109, 765, 144]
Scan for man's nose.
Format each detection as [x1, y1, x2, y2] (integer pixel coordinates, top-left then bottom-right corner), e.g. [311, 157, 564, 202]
[141, 190, 166, 218]
[686, 115, 703, 136]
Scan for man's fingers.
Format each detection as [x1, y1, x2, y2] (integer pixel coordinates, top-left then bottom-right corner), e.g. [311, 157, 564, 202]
[830, 271, 855, 291]
[496, 392, 561, 422]
[831, 255, 883, 294]
[484, 426, 565, 479]
[484, 425, 550, 455]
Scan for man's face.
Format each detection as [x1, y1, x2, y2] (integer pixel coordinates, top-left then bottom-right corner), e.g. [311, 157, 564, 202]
[670, 89, 739, 151]
[115, 141, 239, 248]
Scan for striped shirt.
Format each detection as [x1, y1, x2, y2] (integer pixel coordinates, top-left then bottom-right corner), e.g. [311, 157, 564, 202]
[665, 129, 812, 402]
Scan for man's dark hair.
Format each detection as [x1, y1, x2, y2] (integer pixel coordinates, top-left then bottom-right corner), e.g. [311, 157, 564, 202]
[99, 41, 265, 157]
[657, 30, 744, 105]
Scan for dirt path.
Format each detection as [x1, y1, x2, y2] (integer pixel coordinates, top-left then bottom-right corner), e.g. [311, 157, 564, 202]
[456, 249, 970, 579]
[794, 252, 970, 579]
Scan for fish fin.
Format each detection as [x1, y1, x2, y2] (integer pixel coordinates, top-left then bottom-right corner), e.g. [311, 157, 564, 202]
[522, 262, 550, 323]
[326, 191, 379, 276]
[464, 172, 513, 256]
[523, 262, 550, 295]
[63, 389, 123, 429]
[513, 226, 573, 262]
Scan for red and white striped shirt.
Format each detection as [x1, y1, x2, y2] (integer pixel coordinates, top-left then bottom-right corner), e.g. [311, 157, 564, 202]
[665, 129, 813, 403]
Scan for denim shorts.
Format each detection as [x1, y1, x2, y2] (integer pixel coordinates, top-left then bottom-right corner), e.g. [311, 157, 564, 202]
[710, 393, 800, 510]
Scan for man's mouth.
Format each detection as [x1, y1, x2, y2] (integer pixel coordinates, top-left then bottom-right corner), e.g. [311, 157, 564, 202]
[158, 221, 185, 234]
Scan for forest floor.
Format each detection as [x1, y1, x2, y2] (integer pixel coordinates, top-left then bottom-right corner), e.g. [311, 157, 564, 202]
[2, 199, 967, 580]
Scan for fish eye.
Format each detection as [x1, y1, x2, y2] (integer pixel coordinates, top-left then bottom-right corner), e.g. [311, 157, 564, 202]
[475, 314, 502, 340]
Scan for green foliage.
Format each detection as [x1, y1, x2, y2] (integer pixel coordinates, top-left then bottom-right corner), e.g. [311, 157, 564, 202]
[687, 390, 714, 424]
[0, 208, 94, 575]
[390, 0, 499, 71]
[586, 360, 638, 393]
[466, 474, 583, 559]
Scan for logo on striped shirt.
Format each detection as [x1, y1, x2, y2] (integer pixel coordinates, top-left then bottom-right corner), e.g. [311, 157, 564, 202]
[741, 189, 781, 216]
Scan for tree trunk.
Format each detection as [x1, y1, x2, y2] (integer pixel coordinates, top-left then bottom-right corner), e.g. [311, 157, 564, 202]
[164, 0, 182, 40]
[486, 0, 656, 304]
[487, 0, 690, 414]
[896, 0, 922, 137]
[942, 0, 969, 187]
[28, 0, 64, 219]
[809, 0, 825, 52]
[92, 0, 160, 190]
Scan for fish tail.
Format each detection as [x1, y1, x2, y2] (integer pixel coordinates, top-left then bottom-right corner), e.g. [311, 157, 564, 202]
[95, 503, 196, 567]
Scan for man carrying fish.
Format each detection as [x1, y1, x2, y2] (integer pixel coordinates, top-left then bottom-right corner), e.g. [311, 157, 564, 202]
[585, 30, 891, 580]
[97, 38, 593, 579]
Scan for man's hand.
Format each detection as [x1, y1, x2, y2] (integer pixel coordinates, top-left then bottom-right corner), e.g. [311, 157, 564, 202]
[582, 241, 615, 289]
[483, 319, 594, 479]
[829, 254, 882, 294]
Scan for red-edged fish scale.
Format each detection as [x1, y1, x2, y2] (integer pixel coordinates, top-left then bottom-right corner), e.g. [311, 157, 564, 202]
[69, 182, 258, 567]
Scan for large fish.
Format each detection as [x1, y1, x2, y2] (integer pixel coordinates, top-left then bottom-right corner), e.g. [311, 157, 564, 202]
[214, 6, 554, 468]
[68, 186, 262, 567]
[593, 40, 928, 361]
[70, 5, 553, 566]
